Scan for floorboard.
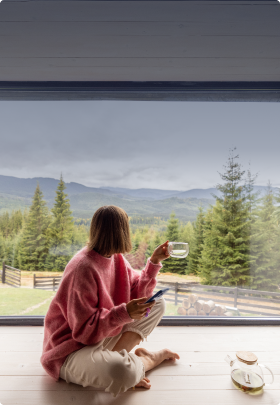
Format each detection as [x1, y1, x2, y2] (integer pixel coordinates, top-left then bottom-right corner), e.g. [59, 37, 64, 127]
[0, 326, 280, 405]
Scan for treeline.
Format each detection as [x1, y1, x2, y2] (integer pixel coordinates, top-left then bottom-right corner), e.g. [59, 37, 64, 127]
[1, 149, 279, 291]
[126, 149, 280, 292]
[124, 213, 193, 273]
[188, 151, 280, 291]
[0, 176, 88, 271]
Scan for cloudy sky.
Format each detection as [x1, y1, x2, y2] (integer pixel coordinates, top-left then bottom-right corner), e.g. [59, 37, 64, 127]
[0, 100, 279, 191]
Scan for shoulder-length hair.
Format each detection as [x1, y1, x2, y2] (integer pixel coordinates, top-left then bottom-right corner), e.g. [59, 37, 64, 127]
[87, 205, 132, 256]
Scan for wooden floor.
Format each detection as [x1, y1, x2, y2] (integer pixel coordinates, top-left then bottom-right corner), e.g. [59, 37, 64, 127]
[0, 326, 280, 405]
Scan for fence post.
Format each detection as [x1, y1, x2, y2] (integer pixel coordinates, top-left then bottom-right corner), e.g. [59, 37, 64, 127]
[2, 262, 5, 284]
[33, 274, 36, 289]
[234, 287, 238, 307]
[175, 282, 178, 306]
[53, 278, 55, 291]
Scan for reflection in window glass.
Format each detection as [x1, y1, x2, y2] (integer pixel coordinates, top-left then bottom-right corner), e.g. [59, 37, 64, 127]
[0, 101, 279, 318]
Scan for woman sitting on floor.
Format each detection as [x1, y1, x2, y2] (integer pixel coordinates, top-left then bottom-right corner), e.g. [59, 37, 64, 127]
[40, 205, 180, 397]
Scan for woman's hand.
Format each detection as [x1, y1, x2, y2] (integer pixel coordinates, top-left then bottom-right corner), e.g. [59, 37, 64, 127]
[150, 240, 170, 265]
[126, 297, 156, 320]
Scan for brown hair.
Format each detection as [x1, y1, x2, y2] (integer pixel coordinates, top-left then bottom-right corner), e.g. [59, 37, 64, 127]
[87, 205, 132, 256]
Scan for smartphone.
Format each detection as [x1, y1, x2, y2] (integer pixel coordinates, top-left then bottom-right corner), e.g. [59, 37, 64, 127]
[144, 288, 170, 304]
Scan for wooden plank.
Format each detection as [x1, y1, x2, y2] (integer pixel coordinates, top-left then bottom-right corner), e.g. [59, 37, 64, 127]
[1, 333, 280, 352]
[5, 273, 21, 281]
[238, 288, 280, 298]
[1, 67, 279, 82]
[1, 389, 279, 405]
[0, 21, 280, 37]
[5, 265, 21, 272]
[1, 35, 280, 58]
[34, 276, 62, 279]
[237, 296, 280, 305]
[1, 57, 279, 69]
[1, 358, 279, 377]
[0, 2, 279, 24]
[5, 272, 21, 279]
[237, 302, 280, 312]
[158, 282, 234, 291]
[1, 349, 280, 367]
[5, 283, 20, 288]
[0, 374, 279, 391]
[34, 282, 59, 286]
[177, 290, 235, 299]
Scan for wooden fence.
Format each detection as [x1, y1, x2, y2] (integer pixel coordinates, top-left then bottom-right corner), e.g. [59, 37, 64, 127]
[33, 274, 62, 291]
[1, 260, 280, 317]
[154, 281, 280, 317]
[1, 262, 21, 288]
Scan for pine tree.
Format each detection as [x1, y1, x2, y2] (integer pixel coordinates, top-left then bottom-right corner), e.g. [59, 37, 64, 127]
[188, 207, 205, 275]
[46, 175, 74, 271]
[180, 221, 194, 245]
[200, 149, 251, 286]
[250, 183, 279, 291]
[162, 213, 188, 274]
[20, 184, 50, 271]
[200, 207, 220, 284]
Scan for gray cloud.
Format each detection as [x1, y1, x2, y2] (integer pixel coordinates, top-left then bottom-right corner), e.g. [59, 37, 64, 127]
[0, 100, 279, 190]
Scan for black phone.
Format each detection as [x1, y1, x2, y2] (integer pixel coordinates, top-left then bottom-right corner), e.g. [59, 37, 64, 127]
[144, 288, 169, 304]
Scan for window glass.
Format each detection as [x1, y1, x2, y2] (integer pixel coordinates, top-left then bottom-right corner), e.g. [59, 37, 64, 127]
[0, 101, 279, 318]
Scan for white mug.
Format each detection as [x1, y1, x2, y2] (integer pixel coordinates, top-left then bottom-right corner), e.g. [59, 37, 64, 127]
[167, 242, 189, 258]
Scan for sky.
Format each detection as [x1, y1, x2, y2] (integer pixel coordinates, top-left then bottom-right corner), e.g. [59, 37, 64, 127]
[0, 100, 279, 191]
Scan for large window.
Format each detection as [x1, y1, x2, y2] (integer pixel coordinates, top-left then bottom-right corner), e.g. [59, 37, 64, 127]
[0, 100, 280, 320]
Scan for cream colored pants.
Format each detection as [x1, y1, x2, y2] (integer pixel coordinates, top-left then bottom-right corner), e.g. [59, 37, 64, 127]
[59, 297, 165, 397]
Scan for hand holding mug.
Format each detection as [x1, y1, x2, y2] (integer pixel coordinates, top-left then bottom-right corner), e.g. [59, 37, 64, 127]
[150, 240, 170, 265]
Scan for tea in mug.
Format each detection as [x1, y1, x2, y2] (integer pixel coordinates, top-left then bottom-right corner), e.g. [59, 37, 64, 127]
[168, 242, 189, 258]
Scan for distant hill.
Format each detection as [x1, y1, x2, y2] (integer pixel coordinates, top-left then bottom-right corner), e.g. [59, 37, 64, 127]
[0, 175, 119, 200]
[0, 175, 278, 221]
[100, 187, 181, 200]
[69, 193, 213, 221]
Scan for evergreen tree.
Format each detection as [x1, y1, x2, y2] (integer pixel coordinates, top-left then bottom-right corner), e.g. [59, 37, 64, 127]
[243, 168, 263, 290]
[250, 183, 279, 291]
[200, 149, 251, 286]
[46, 175, 75, 271]
[162, 213, 187, 274]
[19, 184, 50, 271]
[199, 207, 220, 284]
[188, 207, 205, 275]
[153, 232, 162, 248]
[180, 221, 194, 245]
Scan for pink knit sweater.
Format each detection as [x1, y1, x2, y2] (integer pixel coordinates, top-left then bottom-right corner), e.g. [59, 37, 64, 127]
[40, 247, 162, 381]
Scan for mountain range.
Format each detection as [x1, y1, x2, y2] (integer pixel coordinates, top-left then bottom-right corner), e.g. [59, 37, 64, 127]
[0, 175, 278, 221]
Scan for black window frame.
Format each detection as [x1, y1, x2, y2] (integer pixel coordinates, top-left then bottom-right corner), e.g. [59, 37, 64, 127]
[0, 80, 280, 326]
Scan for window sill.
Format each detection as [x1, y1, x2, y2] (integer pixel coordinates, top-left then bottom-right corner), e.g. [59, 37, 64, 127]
[1, 316, 280, 326]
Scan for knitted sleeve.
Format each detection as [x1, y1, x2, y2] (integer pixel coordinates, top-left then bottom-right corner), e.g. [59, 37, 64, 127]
[123, 256, 162, 301]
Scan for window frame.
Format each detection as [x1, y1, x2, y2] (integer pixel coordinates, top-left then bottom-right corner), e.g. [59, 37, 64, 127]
[0, 80, 280, 326]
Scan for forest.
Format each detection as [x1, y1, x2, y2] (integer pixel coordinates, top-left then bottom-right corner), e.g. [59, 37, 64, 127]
[0, 149, 280, 292]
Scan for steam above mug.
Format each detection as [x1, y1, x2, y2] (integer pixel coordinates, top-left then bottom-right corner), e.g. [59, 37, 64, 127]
[167, 242, 189, 258]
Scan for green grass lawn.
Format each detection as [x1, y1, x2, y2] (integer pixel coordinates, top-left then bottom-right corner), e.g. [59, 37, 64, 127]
[1, 288, 253, 317]
[0, 288, 55, 316]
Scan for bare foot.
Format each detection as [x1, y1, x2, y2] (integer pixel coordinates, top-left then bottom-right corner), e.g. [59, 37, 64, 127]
[134, 347, 180, 372]
[135, 377, 151, 389]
